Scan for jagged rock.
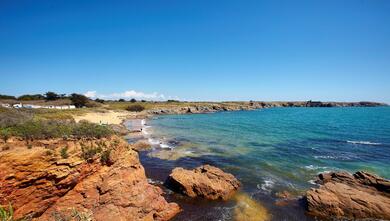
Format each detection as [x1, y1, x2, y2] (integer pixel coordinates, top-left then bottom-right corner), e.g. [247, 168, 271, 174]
[0, 136, 180, 221]
[165, 164, 240, 200]
[306, 171, 390, 220]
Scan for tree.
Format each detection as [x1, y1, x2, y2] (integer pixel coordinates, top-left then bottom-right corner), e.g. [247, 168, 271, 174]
[118, 99, 125, 102]
[0, 94, 16, 100]
[130, 98, 137, 103]
[95, 98, 105, 103]
[45, 92, 60, 101]
[70, 93, 89, 108]
[18, 94, 45, 101]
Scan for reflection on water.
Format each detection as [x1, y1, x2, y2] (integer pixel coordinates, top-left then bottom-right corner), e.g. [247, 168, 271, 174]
[234, 192, 270, 221]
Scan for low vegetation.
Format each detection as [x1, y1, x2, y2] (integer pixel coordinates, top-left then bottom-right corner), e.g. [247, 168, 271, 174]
[0, 204, 13, 221]
[126, 104, 145, 112]
[0, 108, 113, 141]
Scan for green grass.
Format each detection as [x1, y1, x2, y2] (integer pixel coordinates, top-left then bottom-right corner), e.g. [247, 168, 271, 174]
[0, 204, 14, 221]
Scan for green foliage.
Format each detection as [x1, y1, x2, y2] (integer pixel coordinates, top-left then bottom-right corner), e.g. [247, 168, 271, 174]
[100, 149, 112, 166]
[94, 98, 105, 103]
[81, 144, 98, 161]
[0, 203, 14, 221]
[130, 98, 137, 103]
[126, 104, 145, 112]
[118, 99, 125, 102]
[60, 147, 69, 159]
[18, 94, 45, 101]
[0, 94, 16, 100]
[0, 118, 112, 140]
[0, 108, 33, 128]
[70, 94, 89, 108]
[0, 128, 11, 142]
[45, 92, 60, 101]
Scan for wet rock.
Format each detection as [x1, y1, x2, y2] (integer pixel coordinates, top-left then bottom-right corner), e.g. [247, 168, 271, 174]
[165, 164, 240, 200]
[306, 171, 390, 220]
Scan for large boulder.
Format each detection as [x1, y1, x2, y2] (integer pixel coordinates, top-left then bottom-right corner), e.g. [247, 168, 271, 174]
[165, 165, 240, 200]
[0, 136, 180, 221]
[306, 171, 390, 220]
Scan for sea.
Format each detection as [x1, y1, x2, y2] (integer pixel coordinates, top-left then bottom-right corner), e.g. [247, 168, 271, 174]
[127, 107, 390, 221]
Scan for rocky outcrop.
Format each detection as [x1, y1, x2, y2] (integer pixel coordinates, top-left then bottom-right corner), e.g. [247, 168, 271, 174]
[165, 165, 240, 200]
[146, 101, 386, 115]
[0, 136, 180, 221]
[306, 171, 390, 220]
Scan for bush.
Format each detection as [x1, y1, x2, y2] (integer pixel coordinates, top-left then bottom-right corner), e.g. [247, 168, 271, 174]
[100, 149, 112, 166]
[2, 119, 113, 140]
[81, 144, 99, 161]
[70, 93, 89, 108]
[0, 128, 11, 142]
[60, 147, 69, 159]
[126, 104, 145, 112]
[130, 98, 137, 103]
[0, 108, 33, 128]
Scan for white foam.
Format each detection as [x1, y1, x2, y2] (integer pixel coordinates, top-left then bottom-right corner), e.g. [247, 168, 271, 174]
[159, 143, 171, 149]
[141, 119, 146, 126]
[258, 179, 274, 192]
[304, 165, 328, 170]
[148, 138, 160, 145]
[347, 140, 381, 145]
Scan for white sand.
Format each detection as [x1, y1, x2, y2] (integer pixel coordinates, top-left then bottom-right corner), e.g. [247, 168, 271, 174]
[73, 111, 134, 125]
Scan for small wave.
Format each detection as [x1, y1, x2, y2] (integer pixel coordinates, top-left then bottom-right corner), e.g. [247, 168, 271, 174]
[314, 155, 352, 160]
[257, 179, 274, 193]
[160, 143, 171, 149]
[347, 140, 381, 145]
[141, 119, 146, 125]
[148, 138, 160, 145]
[304, 165, 328, 170]
[147, 178, 163, 185]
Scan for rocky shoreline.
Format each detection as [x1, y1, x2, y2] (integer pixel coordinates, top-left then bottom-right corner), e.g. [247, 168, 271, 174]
[1, 104, 390, 221]
[146, 101, 387, 115]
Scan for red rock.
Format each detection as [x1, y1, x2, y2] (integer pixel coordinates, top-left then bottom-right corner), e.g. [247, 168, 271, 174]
[306, 171, 390, 220]
[0, 136, 180, 221]
[165, 164, 240, 200]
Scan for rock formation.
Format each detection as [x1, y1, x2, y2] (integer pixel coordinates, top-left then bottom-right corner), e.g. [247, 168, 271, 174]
[0, 136, 180, 221]
[165, 164, 240, 200]
[306, 171, 390, 220]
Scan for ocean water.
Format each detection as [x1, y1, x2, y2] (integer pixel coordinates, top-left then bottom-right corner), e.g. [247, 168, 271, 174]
[135, 107, 390, 221]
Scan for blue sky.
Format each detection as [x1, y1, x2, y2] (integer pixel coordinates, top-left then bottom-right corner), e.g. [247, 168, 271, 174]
[1, 0, 389, 102]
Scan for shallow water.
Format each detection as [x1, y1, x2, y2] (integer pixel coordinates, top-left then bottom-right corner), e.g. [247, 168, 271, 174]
[134, 107, 390, 221]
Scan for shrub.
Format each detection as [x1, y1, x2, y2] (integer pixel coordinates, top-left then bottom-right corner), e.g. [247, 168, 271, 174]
[70, 93, 89, 108]
[60, 147, 69, 159]
[7, 119, 112, 140]
[130, 98, 137, 103]
[81, 144, 98, 161]
[27, 144, 32, 149]
[126, 104, 145, 112]
[100, 149, 112, 166]
[73, 121, 113, 139]
[0, 128, 11, 142]
[0, 108, 33, 128]
[2, 145, 10, 151]
[0, 204, 13, 221]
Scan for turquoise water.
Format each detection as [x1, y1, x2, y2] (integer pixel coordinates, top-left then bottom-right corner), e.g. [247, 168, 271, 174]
[139, 107, 390, 220]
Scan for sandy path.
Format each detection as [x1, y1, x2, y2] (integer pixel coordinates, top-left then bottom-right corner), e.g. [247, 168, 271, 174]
[73, 110, 134, 125]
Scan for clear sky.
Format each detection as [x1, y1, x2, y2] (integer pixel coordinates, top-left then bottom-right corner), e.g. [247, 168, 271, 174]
[1, 0, 389, 102]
